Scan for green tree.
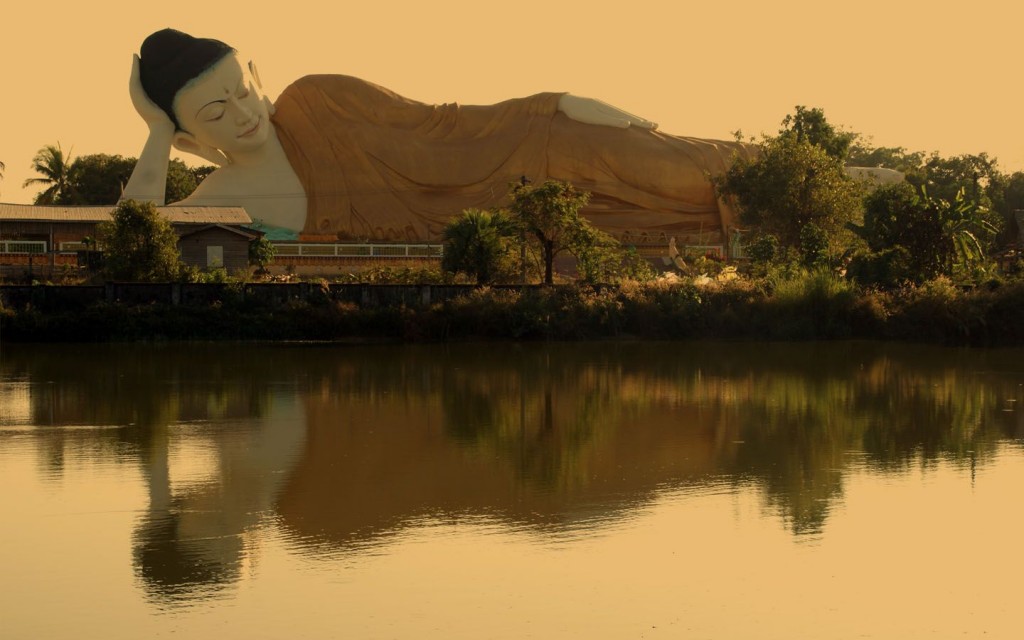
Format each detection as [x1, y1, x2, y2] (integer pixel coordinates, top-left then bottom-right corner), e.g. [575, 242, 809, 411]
[935, 188, 998, 273]
[918, 153, 1011, 246]
[97, 199, 183, 281]
[989, 171, 1024, 244]
[166, 160, 206, 202]
[571, 224, 653, 283]
[63, 155, 208, 204]
[441, 208, 519, 284]
[859, 182, 946, 281]
[912, 152, 998, 205]
[845, 246, 914, 288]
[859, 182, 996, 282]
[745, 233, 780, 265]
[248, 236, 277, 273]
[190, 165, 217, 184]
[23, 143, 76, 204]
[64, 154, 136, 204]
[798, 222, 831, 267]
[847, 141, 1016, 251]
[779, 106, 856, 161]
[509, 180, 598, 285]
[847, 142, 925, 174]
[714, 133, 863, 248]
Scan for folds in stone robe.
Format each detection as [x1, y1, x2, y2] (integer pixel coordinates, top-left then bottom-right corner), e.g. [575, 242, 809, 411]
[272, 75, 753, 243]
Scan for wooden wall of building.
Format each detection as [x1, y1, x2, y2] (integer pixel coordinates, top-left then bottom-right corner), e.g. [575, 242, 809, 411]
[177, 227, 251, 272]
[0, 221, 99, 247]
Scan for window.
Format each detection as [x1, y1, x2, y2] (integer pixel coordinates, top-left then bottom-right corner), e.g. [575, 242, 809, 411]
[207, 245, 224, 267]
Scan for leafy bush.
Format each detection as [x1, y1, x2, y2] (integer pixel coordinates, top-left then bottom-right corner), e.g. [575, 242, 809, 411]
[441, 209, 520, 284]
[249, 237, 276, 272]
[799, 223, 831, 267]
[745, 234, 780, 264]
[888, 277, 967, 343]
[845, 246, 914, 289]
[98, 200, 182, 282]
[862, 183, 998, 282]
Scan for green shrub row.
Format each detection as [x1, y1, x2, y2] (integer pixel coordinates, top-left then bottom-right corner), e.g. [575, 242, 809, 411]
[3, 274, 1024, 346]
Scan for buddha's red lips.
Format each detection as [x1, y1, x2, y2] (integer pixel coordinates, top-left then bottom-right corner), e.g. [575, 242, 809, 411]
[238, 117, 261, 138]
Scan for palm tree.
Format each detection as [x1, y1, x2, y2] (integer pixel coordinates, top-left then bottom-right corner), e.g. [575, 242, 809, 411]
[441, 208, 517, 284]
[0, 160, 5, 197]
[23, 143, 76, 204]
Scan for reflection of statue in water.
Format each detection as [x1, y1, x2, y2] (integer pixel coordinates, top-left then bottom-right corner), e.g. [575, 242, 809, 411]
[132, 392, 305, 601]
[123, 29, 754, 242]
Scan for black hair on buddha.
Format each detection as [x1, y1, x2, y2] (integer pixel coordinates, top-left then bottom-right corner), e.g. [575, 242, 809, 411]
[139, 28, 235, 130]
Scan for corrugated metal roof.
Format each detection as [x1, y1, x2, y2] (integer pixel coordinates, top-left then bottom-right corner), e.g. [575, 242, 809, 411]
[0, 203, 252, 224]
[178, 224, 260, 239]
[158, 206, 252, 224]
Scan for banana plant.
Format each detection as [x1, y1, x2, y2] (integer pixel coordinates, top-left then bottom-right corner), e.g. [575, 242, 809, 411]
[921, 186, 998, 272]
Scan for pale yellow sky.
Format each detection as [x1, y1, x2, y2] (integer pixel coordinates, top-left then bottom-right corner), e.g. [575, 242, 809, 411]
[2, 0, 1022, 204]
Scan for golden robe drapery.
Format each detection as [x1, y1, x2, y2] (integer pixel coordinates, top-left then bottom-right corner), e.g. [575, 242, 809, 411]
[272, 75, 752, 243]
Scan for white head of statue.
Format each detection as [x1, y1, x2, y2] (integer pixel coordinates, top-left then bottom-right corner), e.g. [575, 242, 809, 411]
[139, 29, 275, 166]
[127, 28, 307, 235]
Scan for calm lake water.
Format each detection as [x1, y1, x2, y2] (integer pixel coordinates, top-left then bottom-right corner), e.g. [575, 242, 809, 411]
[1, 341, 1023, 639]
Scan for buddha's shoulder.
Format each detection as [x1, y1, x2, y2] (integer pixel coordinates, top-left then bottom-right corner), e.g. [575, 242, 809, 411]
[281, 74, 395, 97]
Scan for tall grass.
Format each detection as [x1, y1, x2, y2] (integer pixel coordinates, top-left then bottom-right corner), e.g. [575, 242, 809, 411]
[760, 268, 869, 339]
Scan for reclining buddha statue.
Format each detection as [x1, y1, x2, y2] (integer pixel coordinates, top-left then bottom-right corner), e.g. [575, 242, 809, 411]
[123, 28, 755, 243]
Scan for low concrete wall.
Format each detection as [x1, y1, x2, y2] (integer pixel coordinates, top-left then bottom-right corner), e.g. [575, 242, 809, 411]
[0, 283, 570, 311]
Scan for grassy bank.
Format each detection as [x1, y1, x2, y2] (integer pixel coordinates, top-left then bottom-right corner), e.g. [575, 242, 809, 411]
[4, 272, 1024, 346]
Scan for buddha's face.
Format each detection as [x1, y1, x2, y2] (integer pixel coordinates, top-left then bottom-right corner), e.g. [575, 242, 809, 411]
[173, 53, 271, 155]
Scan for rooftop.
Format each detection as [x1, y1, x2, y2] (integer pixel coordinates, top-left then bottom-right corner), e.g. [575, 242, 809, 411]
[0, 203, 252, 225]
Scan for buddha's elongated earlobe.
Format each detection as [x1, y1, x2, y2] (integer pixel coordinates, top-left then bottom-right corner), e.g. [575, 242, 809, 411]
[172, 130, 230, 166]
[248, 60, 263, 89]
[249, 60, 275, 115]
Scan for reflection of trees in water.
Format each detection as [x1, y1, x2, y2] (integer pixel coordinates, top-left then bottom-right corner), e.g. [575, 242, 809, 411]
[711, 344, 1022, 534]
[278, 341, 1024, 543]
[857, 364, 1010, 468]
[437, 342, 1024, 536]
[725, 374, 862, 535]
[275, 343, 734, 553]
[5, 341, 1023, 596]
[439, 348, 619, 490]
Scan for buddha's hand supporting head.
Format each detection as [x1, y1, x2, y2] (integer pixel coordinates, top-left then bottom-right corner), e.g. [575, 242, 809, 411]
[129, 54, 175, 134]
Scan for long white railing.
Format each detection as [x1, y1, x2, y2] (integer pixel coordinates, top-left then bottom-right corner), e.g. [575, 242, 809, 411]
[0, 241, 47, 254]
[273, 243, 444, 258]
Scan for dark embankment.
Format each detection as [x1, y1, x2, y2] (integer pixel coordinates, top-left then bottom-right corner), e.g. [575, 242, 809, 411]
[2, 277, 1023, 346]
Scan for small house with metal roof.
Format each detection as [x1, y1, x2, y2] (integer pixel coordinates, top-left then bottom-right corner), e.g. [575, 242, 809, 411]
[0, 203, 258, 273]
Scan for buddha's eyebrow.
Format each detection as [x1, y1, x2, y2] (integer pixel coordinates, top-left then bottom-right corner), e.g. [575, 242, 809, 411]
[197, 86, 239, 114]
[195, 73, 245, 115]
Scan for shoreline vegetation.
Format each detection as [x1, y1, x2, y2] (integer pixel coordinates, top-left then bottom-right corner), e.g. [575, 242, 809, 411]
[3, 271, 1023, 346]
[6, 107, 1024, 347]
